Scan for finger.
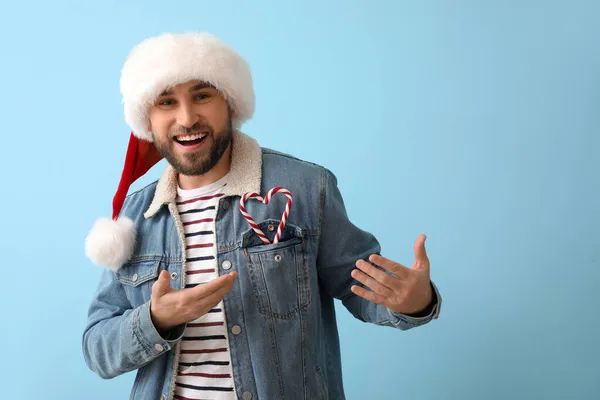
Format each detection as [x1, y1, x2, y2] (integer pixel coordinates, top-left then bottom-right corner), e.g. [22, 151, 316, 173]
[195, 274, 237, 310]
[151, 270, 172, 298]
[355, 260, 396, 288]
[413, 234, 430, 268]
[351, 269, 393, 297]
[350, 284, 387, 306]
[367, 254, 410, 279]
[185, 272, 237, 301]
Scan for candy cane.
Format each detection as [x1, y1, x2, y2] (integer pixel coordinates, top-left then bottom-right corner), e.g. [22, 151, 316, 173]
[239, 187, 293, 244]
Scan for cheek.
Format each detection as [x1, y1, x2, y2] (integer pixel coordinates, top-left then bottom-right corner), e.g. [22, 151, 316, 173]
[148, 116, 171, 139]
[200, 100, 230, 125]
[211, 106, 232, 130]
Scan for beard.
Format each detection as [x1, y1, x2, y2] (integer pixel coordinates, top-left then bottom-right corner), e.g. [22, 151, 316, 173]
[153, 115, 233, 176]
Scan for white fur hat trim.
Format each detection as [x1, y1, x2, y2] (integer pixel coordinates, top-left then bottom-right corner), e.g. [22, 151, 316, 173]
[120, 32, 255, 141]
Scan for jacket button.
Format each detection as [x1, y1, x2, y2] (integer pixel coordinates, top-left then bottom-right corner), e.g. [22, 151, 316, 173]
[267, 224, 275, 231]
[154, 343, 164, 352]
[171, 272, 178, 280]
[231, 325, 242, 335]
[132, 273, 138, 282]
[222, 260, 232, 270]
[222, 200, 230, 209]
[242, 392, 252, 400]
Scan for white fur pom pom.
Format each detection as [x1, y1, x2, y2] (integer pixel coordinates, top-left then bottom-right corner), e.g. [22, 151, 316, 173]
[85, 217, 136, 271]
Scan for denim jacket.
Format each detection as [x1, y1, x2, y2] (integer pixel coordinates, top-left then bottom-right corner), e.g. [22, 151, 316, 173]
[82, 131, 442, 400]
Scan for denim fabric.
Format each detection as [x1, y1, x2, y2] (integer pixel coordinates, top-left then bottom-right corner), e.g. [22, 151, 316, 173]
[83, 143, 441, 400]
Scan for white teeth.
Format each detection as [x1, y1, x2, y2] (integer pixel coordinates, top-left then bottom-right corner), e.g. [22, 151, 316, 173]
[176, 133, 207, 141]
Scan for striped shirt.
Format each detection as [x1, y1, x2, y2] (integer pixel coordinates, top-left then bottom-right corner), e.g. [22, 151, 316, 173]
[174, 174, 237, 400]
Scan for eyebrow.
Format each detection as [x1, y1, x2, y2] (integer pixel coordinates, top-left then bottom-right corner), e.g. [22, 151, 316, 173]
[159, 82, 214, 97]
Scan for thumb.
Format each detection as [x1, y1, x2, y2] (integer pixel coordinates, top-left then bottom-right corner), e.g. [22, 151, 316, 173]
[413, 234, 429, 267]
[152, 270, 172, 298]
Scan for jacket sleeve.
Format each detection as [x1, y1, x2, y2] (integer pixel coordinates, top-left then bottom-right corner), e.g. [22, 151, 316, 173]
[315, 167, 441, 330]
[82, 268, 186, 379]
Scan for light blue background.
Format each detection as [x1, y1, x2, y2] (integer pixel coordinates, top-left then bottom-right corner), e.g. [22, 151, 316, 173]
[0, 1, 598, 399]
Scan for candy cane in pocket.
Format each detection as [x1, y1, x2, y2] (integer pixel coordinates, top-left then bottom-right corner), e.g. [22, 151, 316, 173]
[239, 187, 293, 245]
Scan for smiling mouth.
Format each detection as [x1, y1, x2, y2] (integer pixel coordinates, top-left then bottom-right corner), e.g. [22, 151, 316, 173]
[174, 132, 208, 146]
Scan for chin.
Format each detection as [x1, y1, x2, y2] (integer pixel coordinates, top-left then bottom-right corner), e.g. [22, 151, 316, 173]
[175, 160, 213, 176]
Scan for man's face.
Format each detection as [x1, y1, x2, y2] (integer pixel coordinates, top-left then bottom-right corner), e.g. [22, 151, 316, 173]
[148, 80, 234, 176]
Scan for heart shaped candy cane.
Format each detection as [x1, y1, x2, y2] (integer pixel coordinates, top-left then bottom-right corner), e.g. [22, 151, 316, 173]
[239, 187, 293, 245]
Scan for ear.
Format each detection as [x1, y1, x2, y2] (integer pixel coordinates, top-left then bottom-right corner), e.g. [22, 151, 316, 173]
[228, 103, 238, 119]
[145, 125, 155, 143]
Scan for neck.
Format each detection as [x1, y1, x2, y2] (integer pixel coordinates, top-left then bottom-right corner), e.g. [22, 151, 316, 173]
[177, 143, 232, 190]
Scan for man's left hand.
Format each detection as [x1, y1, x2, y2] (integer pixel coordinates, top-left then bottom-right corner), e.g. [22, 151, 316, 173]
[350, 234, 433, 315]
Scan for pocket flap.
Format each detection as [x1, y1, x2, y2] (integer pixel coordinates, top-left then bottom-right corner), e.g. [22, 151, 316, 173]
[241, 219, 304, 248]
[116, 259, 160, 287]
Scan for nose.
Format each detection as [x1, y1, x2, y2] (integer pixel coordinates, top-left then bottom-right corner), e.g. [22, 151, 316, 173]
[176, 101, 199, 128]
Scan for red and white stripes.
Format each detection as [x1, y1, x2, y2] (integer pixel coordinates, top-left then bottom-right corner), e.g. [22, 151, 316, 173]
[239, 187, 293, 245]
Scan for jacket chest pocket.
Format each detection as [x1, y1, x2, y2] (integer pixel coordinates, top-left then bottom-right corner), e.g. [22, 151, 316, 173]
[115, 258, 160, 306]
[243, 221, 311, 319]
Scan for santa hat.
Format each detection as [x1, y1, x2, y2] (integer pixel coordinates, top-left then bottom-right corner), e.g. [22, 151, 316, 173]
[85, 32, 255, 270]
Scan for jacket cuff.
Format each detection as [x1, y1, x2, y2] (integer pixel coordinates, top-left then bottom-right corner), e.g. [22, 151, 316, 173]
[388, 281, 442, 327]
[133, 301, 186, 360]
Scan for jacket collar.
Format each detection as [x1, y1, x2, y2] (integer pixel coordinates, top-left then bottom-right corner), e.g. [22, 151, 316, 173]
[143, 130, 262, 219]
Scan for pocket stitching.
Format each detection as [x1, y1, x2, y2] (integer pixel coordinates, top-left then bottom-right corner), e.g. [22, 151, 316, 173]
[244, 236, 302, 254]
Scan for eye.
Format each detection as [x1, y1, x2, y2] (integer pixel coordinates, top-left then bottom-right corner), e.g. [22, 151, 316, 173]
[157, 99, 175, 107]
[195, 93, 211, 101]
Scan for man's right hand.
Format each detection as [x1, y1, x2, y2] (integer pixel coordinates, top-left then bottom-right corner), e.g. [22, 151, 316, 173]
[149, 269, 237, 334]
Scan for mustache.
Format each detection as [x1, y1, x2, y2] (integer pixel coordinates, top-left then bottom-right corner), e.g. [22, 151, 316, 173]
[169, 123, 213, 138]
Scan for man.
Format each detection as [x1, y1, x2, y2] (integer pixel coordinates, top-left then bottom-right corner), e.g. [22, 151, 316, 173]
[83, 32, 442, 400]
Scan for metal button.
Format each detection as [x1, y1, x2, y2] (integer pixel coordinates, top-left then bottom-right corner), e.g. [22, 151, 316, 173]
[171, 272, 178, 280]
[267, 224, 275, 231]
[242, 392, 252, 400]
[222, 260, 232, 270]
[274, 255, 282, 262]
[232, 325, 242, 335]
[222, 200, 230, 210]
[155, 343, 164, 352]
[132, 273, 138, 282]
